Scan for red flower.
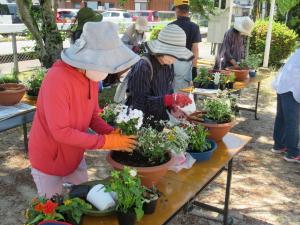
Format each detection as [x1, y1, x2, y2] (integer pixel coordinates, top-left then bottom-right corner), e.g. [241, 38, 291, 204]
[42, 200, 58, 215]
[34, 203, 44, 212]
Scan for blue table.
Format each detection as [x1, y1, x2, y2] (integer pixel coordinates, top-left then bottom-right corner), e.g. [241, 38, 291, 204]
[0, 104, 36, 152]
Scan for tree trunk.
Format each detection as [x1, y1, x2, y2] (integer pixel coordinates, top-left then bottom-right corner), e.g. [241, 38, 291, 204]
[40, 0, 63, 68]
[16, 0, 47, 59]
[16, 0, 63, 68]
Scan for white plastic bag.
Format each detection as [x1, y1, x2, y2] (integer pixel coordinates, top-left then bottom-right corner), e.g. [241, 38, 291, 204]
[169, 152, 196, 173]
[179, 93, 196, 116]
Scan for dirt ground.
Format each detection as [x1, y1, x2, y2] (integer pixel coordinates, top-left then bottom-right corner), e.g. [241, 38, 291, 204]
[0, 75, 299, 225]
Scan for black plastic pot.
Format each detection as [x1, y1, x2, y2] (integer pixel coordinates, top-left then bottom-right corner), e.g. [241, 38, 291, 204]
[225, 82, 234, 89]
[193, 82, 201, 88]
[117, 210, 136, 225]
[143, 199, 158, 214]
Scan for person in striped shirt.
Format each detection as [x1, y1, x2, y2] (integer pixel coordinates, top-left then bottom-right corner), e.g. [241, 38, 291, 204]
[126, 25, 194, 130]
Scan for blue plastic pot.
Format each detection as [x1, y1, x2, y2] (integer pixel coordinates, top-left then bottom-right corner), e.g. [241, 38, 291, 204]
[249, 70, 257, 78]
[187, 140, 218, 162]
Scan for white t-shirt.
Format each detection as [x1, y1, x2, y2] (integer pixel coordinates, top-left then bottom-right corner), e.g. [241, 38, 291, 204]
[272, 49, 300, 103]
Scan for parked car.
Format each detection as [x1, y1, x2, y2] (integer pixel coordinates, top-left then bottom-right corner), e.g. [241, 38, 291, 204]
[56, 9, 78, 23]
[0, 3, 22, 24]
[102, 10, 132, 24]
[129, 10, 159, 22]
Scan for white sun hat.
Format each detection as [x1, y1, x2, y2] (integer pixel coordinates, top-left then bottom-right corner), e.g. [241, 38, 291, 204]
[234, 16, 255, 37]
[135, 16, 148, 32]
[61, 21, 140, 73]
[146, 24, 193, 61]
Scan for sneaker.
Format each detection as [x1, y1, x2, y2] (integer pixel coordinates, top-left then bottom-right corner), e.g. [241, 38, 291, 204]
[284, 155, 300, 163]
[271, 148, 287, 154]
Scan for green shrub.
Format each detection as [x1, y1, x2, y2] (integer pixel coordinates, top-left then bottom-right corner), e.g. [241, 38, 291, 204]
[26, 68, 46, 96]
[250, 20, 298, 67]
[0, 74, 18, 83]
[150, 25, 165, 40]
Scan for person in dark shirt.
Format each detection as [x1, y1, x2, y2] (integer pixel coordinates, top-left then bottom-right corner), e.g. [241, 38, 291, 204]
[170, 0, 202, 91]
[126, 24, 194, 129]
[214, 17, 254, 70]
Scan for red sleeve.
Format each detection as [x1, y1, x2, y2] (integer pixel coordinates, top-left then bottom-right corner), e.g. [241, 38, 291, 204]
[42, 75, 105, 149]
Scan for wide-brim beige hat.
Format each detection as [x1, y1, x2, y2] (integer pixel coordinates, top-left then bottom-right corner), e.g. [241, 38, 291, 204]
[146, 24, 193, 61]
[234, 16, 254, 37]
[61, 21, 140, 73]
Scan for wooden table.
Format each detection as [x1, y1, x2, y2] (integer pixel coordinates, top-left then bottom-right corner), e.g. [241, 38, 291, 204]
[83, 133, 251, 225]
[0, 95, 36, 152]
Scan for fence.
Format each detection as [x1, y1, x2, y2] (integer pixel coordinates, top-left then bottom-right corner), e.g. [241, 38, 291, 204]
[0, 21, 170, 74]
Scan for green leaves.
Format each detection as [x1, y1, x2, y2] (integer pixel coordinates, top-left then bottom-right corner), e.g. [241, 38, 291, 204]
[190, 0, 216, 19]
[276, 0, 300, 14]
[106, 167, 145, 221]
[204, 97, 234, 123]
[137, 127, 169, 163]
[186, 124, 211, 152]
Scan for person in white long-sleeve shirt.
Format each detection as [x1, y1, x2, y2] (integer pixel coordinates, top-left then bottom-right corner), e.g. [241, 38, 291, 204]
[272, 49, 300, 163]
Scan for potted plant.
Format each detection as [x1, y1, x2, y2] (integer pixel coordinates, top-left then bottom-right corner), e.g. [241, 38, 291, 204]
[225, 72, 236, 89]
[105, 167, 145, 225]
[107, 126, 175, 187]
[101, 103, 125, 126]
[165, 125, 190, 168]
[228, 60, 249, 81]
[201, 96, 235, 141]
[244, 54, 262, 78]
[25, 196, 91, 225]
[0, 83, 26, 106]
[193, 68, 218, 89]
[26, 68, 46, 100]
[186, 124, 218, 162]
[142, 186, 160, 215]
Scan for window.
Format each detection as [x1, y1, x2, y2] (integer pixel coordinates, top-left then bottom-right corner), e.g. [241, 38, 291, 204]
[141, 12, 148, 17]
[123, 13, 131, 18]
[111, 12, 120, 17]
[102, 12, 110, 17]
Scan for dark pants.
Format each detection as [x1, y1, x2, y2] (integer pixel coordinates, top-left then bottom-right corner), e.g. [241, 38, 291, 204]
[273, 92, 300, 157]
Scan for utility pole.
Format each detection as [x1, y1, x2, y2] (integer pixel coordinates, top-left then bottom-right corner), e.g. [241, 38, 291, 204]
[263, 0, 276, 67]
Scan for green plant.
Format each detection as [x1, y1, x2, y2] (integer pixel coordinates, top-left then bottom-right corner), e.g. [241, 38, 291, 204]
[227, 73, 236, 83]
[143, 186, 159, 202]
[193, 67, 213, 87]
[137, 127, 169, 163]
[25, 197, 64, 224]
[238, 59, 249, 69]
[244, 54, 263, 69]
[250, 20, 298, 67]
[150, 25, 164, 40]
[57, 198, 92, 224]
[116, 107, 144, 135]
[165, 126, 190, 154]
[203, 97, 234, 123]
[105, 167, 145, 221]
[101, 103, 122, 124]
[26, 68, 46, 96]
[0, 74, 18, 84]
[186, 124, 211, 152]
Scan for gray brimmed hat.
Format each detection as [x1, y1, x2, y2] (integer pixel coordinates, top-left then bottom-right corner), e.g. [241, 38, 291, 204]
[146, 24, 193, 61]
[234, 17, 254, 37]
[61, 21, 140, 73]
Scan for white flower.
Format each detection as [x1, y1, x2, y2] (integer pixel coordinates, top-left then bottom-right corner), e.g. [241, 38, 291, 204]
[129, 169, 137, 177]
[213, 72, 221, 85]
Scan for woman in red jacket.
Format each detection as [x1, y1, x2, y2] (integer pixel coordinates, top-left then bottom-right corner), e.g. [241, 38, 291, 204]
[29, 21, 140, 198]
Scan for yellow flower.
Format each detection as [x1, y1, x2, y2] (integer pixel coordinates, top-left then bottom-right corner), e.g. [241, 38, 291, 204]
[64, 199, 72, 206]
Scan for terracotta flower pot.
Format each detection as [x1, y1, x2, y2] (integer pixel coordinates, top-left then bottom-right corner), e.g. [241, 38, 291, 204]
[0, 83, 26, 106]
[201, 121, 234, 142]
[231, 69, 249, 81]
[107, 152, 175, 187]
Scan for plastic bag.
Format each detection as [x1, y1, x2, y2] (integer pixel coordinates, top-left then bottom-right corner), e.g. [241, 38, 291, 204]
[179, 93, 196, 116]
[169, 152, 196, 173]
